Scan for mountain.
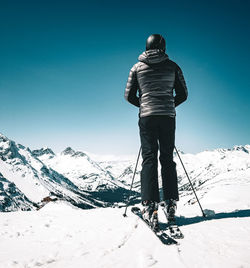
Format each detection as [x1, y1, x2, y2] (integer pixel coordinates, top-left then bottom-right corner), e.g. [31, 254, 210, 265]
[175, 145, 250, 209]
[1, 132, 250, 213]
[0, 133, 138, 211]
[98, 145, 250, 209]
[35, 146, 139, 204]
[98, 159, 141, 190]
[0, 172, 36, 212]
[36, 141, 250, 211]
[0, 133, 105, 210]
[32, 147, 55, 158]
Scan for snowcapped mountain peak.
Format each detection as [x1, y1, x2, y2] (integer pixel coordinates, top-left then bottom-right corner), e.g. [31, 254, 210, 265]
[0, 133, 9, 142]
[0, 133, 13, 149]
[60, 147, 87, 158]
[32, 147, 55, 158]
[61, 147, 88, 158]
[61, 147, 75, 156]
[232, 145, 249, 154]
[0, 172, 36, 211]
[0, 134, 21, 160]
[208, 145, 250, 154]
[0, 134, 33, 158]
[213, 148, 229, 153]
[73, 151, 87, 158]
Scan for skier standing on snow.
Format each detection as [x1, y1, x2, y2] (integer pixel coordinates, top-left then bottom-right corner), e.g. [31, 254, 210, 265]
[125, 34, 188, 229]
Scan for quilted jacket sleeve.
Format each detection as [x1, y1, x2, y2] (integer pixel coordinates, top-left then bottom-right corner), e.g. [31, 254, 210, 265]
[124, 64, 140, 107]
[174, 65, 188, 107]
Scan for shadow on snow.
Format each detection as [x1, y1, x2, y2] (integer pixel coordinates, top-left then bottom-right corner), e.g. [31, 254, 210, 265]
[160, 209, 250, 228]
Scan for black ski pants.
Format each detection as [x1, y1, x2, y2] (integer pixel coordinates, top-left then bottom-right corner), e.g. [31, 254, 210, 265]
[139, 115, 179, 203]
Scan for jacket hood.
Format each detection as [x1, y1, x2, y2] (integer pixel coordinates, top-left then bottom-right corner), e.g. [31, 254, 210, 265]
[138, 49, 169, 64]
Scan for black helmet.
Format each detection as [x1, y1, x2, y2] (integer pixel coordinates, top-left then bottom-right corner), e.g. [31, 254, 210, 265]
[146, 34, 166, 52]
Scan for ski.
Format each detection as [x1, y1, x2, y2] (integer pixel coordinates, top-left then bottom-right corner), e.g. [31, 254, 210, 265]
[131, 206, 178, 245]
[168, 225, 184, 239]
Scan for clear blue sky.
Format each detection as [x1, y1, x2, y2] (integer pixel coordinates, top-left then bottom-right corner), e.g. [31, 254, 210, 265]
[0, 0, 249, 155]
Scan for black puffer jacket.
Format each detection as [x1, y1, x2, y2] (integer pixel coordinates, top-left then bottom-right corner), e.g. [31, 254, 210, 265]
[125, 49, 188, 117]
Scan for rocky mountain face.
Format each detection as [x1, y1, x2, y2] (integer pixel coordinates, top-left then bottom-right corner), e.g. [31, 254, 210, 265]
[0, 133, 138, 211]
[0, 134, 107, 211]
[1, 133, 250, 212]
[0, 172, 36, 211]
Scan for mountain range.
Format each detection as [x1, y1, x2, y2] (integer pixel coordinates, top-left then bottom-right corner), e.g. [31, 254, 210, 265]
[0, 132, 250, 212]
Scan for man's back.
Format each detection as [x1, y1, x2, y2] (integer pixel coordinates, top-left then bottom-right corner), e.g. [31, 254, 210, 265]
[125, 49, 188, 118]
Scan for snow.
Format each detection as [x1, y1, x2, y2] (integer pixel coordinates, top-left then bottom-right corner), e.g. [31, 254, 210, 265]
[39, 150, 127, 191]
[87, 152, 135, 162]
[1, 184, 250, 268]
[1, 133, 250, 267]
[0, 157, 50, 203]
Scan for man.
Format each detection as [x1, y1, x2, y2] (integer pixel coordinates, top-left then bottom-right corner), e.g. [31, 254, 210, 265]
[124, 34, 188, 230]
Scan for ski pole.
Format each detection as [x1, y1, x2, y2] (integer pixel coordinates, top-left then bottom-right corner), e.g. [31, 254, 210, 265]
[174, 146, 206, 218]
[123, 146, 142, 217]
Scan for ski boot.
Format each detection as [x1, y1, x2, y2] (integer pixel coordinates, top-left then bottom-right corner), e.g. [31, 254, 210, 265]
[162, 199, 184, 239]
[163, 199, 177, 226]
[142, 200, 159, 232]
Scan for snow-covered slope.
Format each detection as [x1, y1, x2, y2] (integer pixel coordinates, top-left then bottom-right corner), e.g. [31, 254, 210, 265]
[34, 146, 139, 204]
[0, 198, 250, 268]
[0, 134, 105, 210]
[176, 146, 250, 212]
[37, 147, 128, 191]
[0, 134, 138, 210]
[97, 146, 250, 210]
[0, 172, 36, 212]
